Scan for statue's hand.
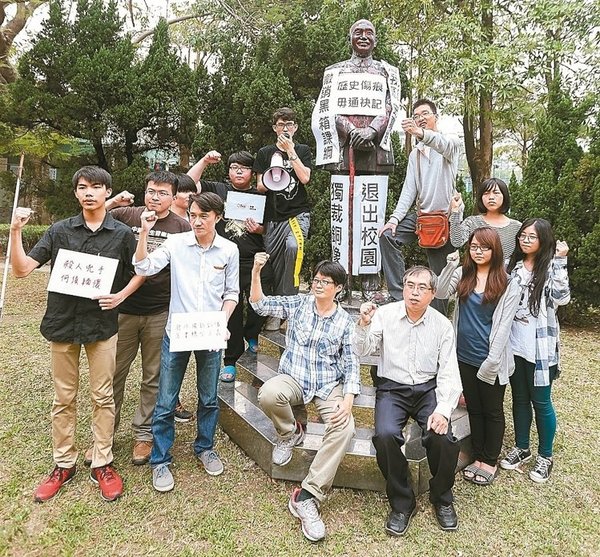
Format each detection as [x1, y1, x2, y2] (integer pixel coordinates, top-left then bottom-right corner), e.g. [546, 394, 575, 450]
[349, 127, 377, 148]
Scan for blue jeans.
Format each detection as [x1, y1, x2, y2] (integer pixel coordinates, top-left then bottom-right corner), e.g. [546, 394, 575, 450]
[150, 333, 222, 466]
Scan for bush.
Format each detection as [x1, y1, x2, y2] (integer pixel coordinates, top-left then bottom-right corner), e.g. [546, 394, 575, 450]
[0, 224, 49, 254]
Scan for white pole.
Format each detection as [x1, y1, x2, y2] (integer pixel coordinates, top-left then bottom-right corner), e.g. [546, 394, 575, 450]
[0, 153, 26, 320]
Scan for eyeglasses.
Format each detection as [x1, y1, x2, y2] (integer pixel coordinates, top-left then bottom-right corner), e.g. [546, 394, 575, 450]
[469, 244, 492, 253]
[275, 122, 296, 129]
[229, 164, 251, 173]
[412, 110, 434, 121]
[312, 278, 335, 287]
[404, 282, 432, 293]
[519, 233, 539, 242]
[145, 188, 172, 198]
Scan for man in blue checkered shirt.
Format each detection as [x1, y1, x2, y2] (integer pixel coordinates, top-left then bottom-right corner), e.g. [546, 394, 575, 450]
[250, 252, 360, 542]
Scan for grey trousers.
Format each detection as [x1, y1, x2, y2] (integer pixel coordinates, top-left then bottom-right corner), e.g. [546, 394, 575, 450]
[264, 212, 310, 296]
[379, 212, 454, 315]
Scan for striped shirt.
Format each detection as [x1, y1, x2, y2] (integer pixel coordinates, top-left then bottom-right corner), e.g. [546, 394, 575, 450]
[251, 295, 360, 403]
[449, 213, 522, 260]
[353, 301, 462, 419]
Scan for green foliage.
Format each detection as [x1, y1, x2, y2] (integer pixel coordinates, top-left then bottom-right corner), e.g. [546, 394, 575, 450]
[511, 85, 600, 312]
[0, 224, 48, 253]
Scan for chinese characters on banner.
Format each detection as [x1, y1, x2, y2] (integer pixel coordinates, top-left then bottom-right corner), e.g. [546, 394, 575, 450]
[47, 249, 119, 298]
[330, 175, 388, 275]
[170, 311, 228, 352]
[311, 63, 401, 166]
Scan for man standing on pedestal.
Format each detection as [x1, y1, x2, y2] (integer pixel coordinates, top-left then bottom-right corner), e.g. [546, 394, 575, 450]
[378, 99, 461, 314]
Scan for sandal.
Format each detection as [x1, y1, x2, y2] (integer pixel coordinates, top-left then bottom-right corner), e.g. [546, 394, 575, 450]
[220, 365, 236, 383]
[472, 467, 498, 486]
[462, 463, 481, 482]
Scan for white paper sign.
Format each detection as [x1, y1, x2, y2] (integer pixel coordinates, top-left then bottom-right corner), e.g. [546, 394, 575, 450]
[225, 191, 266, 223]
[47, 249, 119, 298]
[330, 175, 388, 275]
[169, 311, 228, 352]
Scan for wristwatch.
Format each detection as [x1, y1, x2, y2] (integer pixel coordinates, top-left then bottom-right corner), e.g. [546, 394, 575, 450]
[289, 154, 299, 161]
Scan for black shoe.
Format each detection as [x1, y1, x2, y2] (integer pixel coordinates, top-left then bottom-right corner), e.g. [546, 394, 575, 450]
[434, 503, 458, 531]
[174, 401, 194, 423]
[384, 508, 416, 537]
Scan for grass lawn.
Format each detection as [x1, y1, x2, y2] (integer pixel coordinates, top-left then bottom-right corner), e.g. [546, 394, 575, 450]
[0, 270, 599, 556]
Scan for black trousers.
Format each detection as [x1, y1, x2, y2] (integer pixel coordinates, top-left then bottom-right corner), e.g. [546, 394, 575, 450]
[459, 361, 506, 466]
[224, 262, 273, 367]
[373, 377, 459, 514]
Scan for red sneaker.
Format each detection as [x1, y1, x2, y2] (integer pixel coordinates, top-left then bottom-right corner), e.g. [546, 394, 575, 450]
[34, 465, 76, 502]
[90, 464, 123, 501]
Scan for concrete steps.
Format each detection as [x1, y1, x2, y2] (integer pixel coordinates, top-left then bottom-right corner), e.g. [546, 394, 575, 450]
[218, 326, 472, 494]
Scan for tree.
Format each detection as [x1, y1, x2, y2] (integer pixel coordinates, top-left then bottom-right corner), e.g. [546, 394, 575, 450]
[0, 0, 49, 84]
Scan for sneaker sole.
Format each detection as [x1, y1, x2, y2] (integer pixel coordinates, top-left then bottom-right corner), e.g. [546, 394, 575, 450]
[174, 416, 193, 423]
[153, 481, 175, 492]
[34, 476, 74, 503]
[131, 457, 150, 466]
[288, 499, 325, 542]
[500, 454, 532, 470]
[384, 508, 416, 537]
[202, 465, 224, 477]
[89, 474, 122, 502]
[529, 472, 550, 484]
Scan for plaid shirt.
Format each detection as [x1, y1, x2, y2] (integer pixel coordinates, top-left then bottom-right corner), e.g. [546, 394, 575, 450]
[252, 295, 360, 403]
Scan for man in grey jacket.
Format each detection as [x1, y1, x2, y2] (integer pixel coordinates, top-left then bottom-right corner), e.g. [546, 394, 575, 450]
[378, 99, 461, 313]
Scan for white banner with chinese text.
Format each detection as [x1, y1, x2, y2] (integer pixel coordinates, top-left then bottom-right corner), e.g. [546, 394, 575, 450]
[330, 175, 388, 275]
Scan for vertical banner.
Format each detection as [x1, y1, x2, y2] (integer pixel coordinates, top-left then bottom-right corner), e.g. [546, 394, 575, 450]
[330, 175, 388, 276]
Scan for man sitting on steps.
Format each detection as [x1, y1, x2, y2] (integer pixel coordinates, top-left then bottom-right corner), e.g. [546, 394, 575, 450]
[249, 253, 360, 542]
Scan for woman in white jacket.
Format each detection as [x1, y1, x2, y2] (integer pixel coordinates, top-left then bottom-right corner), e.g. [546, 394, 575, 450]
[437, 227, 519, 485]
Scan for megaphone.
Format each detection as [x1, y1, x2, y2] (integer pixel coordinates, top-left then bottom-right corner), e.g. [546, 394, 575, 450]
[262, 151, 292, 192]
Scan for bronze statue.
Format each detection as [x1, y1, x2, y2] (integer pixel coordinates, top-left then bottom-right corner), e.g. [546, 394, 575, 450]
[312, 20, 401, 298]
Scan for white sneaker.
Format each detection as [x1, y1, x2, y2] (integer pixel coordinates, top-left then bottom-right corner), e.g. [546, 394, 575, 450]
[152, 464, 174, 492]
[288, 488, 326, 542]
[198, 450, 224, 476]
[272, 422, 304, 466]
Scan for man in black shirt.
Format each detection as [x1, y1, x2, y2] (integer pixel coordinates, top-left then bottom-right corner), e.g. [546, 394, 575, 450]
[10, 166, 138, 503]
[254, 107, 313, 329]
[102, 171, 191, 465]
[188, 150, 273, 382]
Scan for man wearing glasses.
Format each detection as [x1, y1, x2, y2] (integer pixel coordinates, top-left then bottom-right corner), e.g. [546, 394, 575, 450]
[354, 266, 461, 536]
[249, 252, 360, 542]
[99, 171, 192, 466]
[379, 99, 461, 314]
[187, 150, 273, 382]
[254, 107, 313, 329]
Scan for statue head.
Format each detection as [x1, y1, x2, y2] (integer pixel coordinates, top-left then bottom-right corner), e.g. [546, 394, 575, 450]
[349, 19, 377, 58]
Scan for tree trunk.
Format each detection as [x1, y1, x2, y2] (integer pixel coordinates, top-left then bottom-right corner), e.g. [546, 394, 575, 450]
[92, 140, 109, 171]
[179, 143, 191, 169]
[125, 129, 137, 166]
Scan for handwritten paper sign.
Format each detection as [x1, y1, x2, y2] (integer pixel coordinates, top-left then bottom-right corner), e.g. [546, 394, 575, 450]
[47, 249, 119, 298]
[225, 191, 266, 223]
[169, 311, 228, 352]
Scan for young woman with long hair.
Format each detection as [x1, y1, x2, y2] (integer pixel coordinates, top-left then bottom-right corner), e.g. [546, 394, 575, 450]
[500, 218, 570, 483]
[450, 178, 522, 261]
[437, 227, 520, 485]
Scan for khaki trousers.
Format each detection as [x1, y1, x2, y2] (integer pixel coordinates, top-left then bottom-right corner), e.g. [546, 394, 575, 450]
[50, 334, 118, 468]
[112, 311, 167, 441]
[258, 374, 355, 502]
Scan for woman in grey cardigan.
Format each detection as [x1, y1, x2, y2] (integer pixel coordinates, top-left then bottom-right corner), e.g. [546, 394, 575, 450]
[437, 227, 520, 485]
